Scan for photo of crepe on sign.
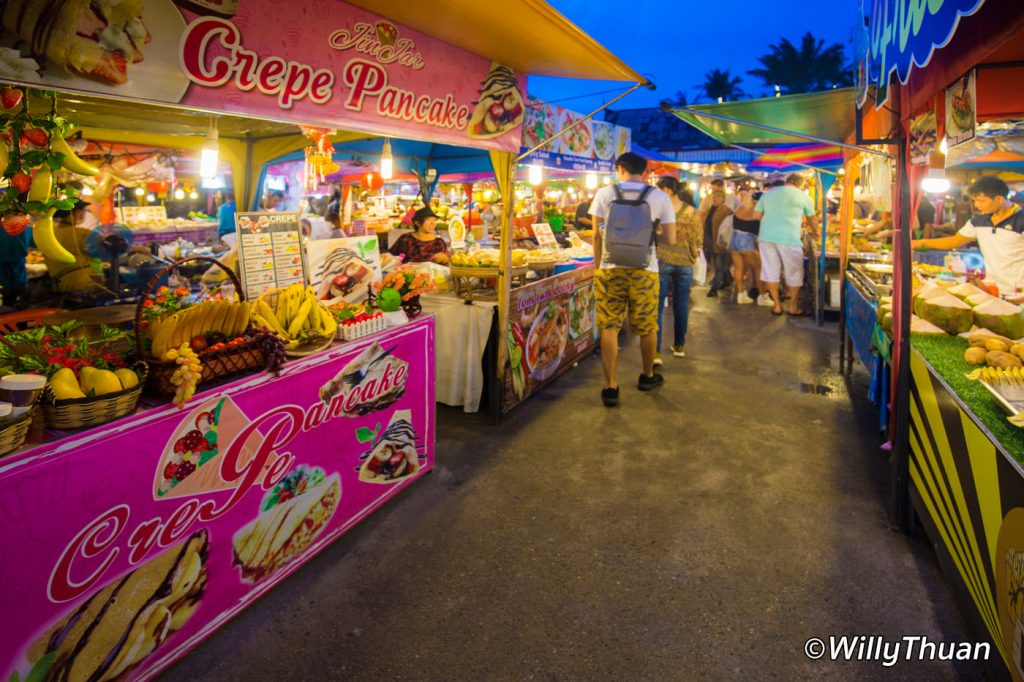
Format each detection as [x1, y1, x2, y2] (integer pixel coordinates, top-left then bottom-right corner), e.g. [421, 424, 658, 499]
[232, 467, 340, 583]
[0, 0, 190, 99]
[467, 62, 525, 140]
[307, 237, 382, 305]
[319, 342, 407, 415]
[356, 409, 422, 484]
[16, 530, 208, 682]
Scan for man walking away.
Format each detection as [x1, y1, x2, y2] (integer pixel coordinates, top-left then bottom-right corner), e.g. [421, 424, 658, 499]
[590, 153, 677, 407]
[752, 174, 819, 316]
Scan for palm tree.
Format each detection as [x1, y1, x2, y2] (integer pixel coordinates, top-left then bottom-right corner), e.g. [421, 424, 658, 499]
[700, 69, 744, 102]
[748, 32, 854, 94]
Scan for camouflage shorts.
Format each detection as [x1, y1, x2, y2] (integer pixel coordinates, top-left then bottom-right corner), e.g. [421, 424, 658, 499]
[594, 268, 659, 335]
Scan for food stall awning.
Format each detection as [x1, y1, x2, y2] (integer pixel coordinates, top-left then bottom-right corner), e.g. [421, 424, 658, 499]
[669, 89, 858, 147]
[747, 143, 844, 174]
[346, 0, 644, 83]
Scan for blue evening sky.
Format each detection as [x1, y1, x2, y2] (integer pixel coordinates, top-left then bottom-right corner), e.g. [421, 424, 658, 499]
[528, 1, 860, 113]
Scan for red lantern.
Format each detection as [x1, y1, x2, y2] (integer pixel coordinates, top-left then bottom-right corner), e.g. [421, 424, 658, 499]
[361, 173, 383, 190]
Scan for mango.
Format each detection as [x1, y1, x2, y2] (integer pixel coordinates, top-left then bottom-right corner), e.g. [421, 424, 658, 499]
[987, 351, 1023, 369]
[965, 347, 988, 366]
[114, 368, 139, 389]
[81, 369, 122, 396]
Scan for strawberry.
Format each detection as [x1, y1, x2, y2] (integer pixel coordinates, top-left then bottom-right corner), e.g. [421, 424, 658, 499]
[10, 172, 30, 194]
[90, 51, 128, 86]
[2, 213, 29, 236]
[0, 88, 22, 110]
[22, 129, 48, 146]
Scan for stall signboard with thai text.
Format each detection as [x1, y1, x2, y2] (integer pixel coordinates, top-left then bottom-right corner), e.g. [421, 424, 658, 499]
[504, 265, 596, 413]
[856, 0, 986, 109]
[0, 1, 526, 152]
[520, 97, 631, 172]
[0, 318, 435, 682]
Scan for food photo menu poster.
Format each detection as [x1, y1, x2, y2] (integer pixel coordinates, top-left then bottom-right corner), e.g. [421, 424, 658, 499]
[235, 211, 306, 300]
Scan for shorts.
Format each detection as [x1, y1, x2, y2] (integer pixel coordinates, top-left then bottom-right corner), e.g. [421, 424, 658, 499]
[759, 242, 805, 287]
[595, 268, 659, 335]
[729, 230, 757, 252]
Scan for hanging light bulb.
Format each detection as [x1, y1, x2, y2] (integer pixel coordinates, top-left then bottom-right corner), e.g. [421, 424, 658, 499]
[134, 187, 144, 196]
[688, 181, 698, 191]
[200, 118, 220, 179]
[174, 188, 185, 200]
[921, 168, 951, 194]
[585, 172, 597, 190]
[189, 190, 199, 200]
[81, 186, 93, 197]
[380, 139, 394, 180]
[528, 164, 543, 185]
[145, 193, 156, 203]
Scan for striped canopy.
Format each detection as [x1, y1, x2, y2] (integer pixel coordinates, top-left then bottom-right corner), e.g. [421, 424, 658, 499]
[747, 142, 844, 174]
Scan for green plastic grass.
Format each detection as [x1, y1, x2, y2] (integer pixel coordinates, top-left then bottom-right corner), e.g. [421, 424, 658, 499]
[910, 333, 1024, 461]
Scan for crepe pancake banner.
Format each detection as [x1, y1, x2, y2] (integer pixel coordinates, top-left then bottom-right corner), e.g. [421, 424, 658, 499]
[0, 0, 526, 153]
[0, 317, 435, 682]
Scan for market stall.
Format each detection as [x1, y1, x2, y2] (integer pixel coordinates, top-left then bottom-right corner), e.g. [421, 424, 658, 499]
[0, 0, 646, 680]
[856, 0, 1024, 677]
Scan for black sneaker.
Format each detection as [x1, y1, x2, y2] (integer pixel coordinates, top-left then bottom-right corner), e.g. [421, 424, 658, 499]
[638, 373, 664, 391]
[601, 387, 620, 407]
[748, 287, 760, 300]
[706, 287, 718, 298]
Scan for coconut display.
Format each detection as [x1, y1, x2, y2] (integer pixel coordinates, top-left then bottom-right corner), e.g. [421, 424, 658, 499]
[965, 291, 998, 307]
[917, 293, 974, 334]
[913, 285, 952, 317]
[947, 282, 985, 301]
[972, 298, 1024, 340]
[910, 315, 948, 335]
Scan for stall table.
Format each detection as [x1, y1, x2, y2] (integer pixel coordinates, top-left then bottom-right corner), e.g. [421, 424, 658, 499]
[421, 294, 497, 414]
[0, 318, 435, 682]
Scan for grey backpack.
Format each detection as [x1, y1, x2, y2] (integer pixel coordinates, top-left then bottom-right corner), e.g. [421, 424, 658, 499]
[604, 184, 659, 268]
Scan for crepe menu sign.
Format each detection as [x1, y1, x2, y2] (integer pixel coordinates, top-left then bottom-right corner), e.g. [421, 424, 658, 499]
[0, 0, 526, 153]
[0, 318, 435, 682]
[235, 211, 306, 300]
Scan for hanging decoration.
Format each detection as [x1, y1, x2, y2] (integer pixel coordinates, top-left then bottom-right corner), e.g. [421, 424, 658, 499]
[300, 125, 339, 192]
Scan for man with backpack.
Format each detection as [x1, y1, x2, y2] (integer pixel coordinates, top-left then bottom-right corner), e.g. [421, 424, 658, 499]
[589, 152, 677, 407]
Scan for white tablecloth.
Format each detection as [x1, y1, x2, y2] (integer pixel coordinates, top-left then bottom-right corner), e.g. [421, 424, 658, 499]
[420, 293, 496, 413]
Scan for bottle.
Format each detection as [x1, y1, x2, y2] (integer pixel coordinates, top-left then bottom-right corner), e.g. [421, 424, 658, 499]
[951, 253, 967, 281]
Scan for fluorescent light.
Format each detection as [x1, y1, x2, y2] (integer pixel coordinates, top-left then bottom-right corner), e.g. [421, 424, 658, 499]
[174, 188, 185, 200]
[585, 172, 597, 190]
[528, 164, 543, 185]
[201, 176, 226, 189]
[200, 119, 219, 178]
[380, 140, 393, 180]
[921, 168, 950, 194]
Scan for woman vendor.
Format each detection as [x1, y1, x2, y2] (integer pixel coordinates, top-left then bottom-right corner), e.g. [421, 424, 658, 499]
[388, 207, 450, 265]
[911, 176, 1024, 294]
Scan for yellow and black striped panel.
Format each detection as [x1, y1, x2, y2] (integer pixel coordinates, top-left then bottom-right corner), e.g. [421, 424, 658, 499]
[909, 350, 1011, 669]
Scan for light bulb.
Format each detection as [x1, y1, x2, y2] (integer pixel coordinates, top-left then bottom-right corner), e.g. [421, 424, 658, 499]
[146, 193, 156, 202]
[189, 190, 199, 200]
[585, 173, 597, 190]
[174, 188, 185, 200]
[380, 140, 393, 180]
[688, 182, 698, 190]
[922, 169, 950, 194]
[603, 177, 611, 185]
[528, 164, 543, 186]
[134, 187, 144, 196]
[81, 186, 93, 197]
[201, 120, 220, 178]
[939, 137, 949, 155]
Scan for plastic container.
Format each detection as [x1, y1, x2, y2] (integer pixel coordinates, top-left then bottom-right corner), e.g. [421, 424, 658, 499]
[553, 262, 576, 275]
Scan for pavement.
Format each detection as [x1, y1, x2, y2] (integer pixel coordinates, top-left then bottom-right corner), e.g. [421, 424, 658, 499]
[162, 288, 984, 681]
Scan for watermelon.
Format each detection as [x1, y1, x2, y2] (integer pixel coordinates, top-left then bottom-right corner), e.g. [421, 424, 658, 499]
[972, 298, 1024, 339]
[917, 293, 974, 334]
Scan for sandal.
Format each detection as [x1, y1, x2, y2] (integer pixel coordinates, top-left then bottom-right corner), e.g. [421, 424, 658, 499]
[771, 308, 784, 316]
[787, 309, 812, 317]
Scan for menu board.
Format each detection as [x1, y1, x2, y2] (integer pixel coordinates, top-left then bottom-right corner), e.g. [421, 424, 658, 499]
[235, 211, 306, 299]
[531, 223, 558, 249]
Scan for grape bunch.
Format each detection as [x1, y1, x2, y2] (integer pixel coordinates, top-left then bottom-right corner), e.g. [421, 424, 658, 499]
[252, 328, 288, 374]
[166, 343, 203, 408]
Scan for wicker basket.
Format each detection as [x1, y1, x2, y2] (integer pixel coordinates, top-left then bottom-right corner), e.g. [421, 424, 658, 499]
[260, 289, 334, 357]
[41, 363, 148, 430]
[0, 411, 32, 458]
[135, 256, 268, 396]
[450, 265, 500, 302]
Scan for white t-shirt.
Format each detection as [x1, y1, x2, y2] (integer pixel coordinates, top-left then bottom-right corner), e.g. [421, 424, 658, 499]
[590, 181, 675, 273]
[959, 207, 1024, 293]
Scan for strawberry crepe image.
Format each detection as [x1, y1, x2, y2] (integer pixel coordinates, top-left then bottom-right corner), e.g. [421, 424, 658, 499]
[319, 342, 407, 414]
[2, 0, 152, 85]
[467, 63, 524, 140]
[18, 530, 208, 682]
[154, 396, 267, 500]
[232, 467, 340, 583]
[357, 409, 420, 484]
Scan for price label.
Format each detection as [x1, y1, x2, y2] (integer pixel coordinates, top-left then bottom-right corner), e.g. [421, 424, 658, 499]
[532, 223, 558, 250]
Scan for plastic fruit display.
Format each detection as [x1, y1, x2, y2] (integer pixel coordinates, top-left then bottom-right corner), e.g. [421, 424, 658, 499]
[149, 299, 250, 359]
[251, 283, 337, 349]
[377, 288, 402, 312]
[48, 365, 139, 399]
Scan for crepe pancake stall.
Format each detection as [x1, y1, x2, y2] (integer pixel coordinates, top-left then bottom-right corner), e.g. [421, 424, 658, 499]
[232, 468, 341, 583]
[319, 342, 407, 415]
[21, 530, 208, 682]
[357, 409, 420, 484]
[467, 63, 524, 140]
[2, 0, 152, 85]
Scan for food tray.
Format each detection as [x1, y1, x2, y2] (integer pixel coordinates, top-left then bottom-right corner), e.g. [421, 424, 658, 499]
[981, 380, 1024, 416]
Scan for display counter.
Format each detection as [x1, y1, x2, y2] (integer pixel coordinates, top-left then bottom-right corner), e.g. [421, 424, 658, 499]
[0, 318, 435, 682]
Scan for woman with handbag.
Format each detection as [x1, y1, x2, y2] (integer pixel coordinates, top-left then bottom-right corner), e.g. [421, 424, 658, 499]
[653, 177, 702, 364]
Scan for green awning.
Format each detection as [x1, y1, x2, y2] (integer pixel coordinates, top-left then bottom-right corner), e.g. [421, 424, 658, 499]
[670, 88, 857, 146]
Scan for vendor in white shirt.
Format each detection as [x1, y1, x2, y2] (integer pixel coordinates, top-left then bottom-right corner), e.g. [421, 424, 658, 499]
[911, 176, 1024, 294]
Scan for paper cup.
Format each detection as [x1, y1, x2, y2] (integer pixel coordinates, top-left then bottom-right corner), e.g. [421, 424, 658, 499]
[0, 374, 46, 417]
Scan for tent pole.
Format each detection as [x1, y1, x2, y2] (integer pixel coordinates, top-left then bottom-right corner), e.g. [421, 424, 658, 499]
[667, 106, 890, 158]
[244, 134, 254, 211]
[890, 137, 912, 532]
[817, 171, 827, 326]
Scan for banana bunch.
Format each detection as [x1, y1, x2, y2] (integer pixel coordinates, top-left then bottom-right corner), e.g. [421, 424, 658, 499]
[252, 282, 337, 349]
[150, 300, 251, 359]
[965, 366, 1024, 385]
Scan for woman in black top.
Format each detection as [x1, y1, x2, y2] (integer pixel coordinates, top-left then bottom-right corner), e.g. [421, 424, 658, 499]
[729, 189, 766, 305]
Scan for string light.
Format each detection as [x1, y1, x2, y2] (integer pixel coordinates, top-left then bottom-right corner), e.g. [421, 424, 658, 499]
[134, 187, 144, 196]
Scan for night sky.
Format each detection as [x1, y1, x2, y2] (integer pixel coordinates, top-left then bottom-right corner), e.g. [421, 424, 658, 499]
[528, 1, 860, 112]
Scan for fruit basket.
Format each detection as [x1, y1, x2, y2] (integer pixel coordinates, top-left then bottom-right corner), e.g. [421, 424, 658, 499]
[134, 256, 272, 396]
[260, 288, 335, 357]
[41, 362, 148, 430]
[0, 411, 33, 458]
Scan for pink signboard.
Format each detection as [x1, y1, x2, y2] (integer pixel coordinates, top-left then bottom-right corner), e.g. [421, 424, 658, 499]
[0, 0, 526, 152]
[0, 317, 435, 682]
